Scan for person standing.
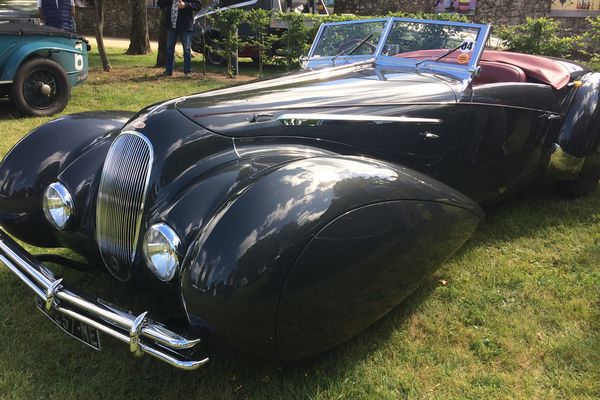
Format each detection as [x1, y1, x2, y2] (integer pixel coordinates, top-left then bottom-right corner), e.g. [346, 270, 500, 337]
[38, 0, 76, 33]
[157, 0, 202, 76]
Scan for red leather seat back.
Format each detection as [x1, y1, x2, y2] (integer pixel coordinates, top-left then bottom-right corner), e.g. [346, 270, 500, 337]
[394, 49, 570, 89]
[473, 61, 527, 85]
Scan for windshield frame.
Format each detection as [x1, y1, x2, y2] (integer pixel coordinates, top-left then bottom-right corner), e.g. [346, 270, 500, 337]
[305, 17, 491, 78]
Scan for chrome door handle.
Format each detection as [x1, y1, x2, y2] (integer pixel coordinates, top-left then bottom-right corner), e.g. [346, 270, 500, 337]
[540, 113, 561, 120]
[248, 113, 274, 123]
[419, 131, 440, 140]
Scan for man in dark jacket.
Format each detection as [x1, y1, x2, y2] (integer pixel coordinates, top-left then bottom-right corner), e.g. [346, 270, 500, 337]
[157, 0, 202, 76]
[38, 0, 76, 32]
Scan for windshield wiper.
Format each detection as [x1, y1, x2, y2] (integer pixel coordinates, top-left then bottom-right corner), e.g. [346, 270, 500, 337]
[414, 42, 467, 71]
[331, 32, 375, 65]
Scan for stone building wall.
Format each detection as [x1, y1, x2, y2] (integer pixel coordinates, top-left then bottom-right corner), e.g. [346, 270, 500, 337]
[333, 0, 431, 15]
[75, 3, 163, 39]
[474, 0, 550, 25]
[333, 0, 551, 21]
[333, 0, 590, 34]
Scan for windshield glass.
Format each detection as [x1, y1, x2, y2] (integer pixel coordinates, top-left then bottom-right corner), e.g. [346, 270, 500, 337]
[311, 20, 387, 58]
[383, 20, 480, 64]
[307, 18, 489, 72]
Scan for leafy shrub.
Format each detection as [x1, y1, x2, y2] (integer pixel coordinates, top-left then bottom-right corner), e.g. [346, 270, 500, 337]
[209, 9, 247, 77]
[275, 12, 321, 69]
[583, 16, 600, 71]
[494, 17, 580, 58]
[245, 9, 278, 77]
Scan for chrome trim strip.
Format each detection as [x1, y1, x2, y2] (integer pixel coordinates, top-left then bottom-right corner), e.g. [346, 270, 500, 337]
[232, 138, 241, 159]
[0, 80, 12, 84]
[375, 18, 395, 56]
[194, 0, 257, 19]
[0, 231, 208, 370]
[277, 113, 442, 126]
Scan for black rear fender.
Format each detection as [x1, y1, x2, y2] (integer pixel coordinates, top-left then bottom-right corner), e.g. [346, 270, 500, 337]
[277, 199, 480, 360]
[559, 72, 600, 159]
[180, 156, 483, 358]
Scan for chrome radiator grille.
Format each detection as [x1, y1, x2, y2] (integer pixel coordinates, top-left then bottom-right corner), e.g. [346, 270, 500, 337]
[96, 132, 153, 281]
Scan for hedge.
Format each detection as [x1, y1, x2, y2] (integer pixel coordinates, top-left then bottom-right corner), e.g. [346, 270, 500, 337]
[203, 10, 599, 73]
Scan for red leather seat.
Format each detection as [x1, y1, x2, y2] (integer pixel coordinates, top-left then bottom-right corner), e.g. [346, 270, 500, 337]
[473, 61, 527, 85]
[395, 49, 570, 89]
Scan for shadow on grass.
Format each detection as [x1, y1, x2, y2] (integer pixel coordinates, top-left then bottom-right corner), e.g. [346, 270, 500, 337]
[0, 98, 22, 120]
[0, 251, 440, 399]
[466, 179, 600, 248]
[0, 182, 598, 398]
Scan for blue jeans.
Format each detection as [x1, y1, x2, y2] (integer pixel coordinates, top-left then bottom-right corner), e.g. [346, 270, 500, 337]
[166, 29, 192, 74]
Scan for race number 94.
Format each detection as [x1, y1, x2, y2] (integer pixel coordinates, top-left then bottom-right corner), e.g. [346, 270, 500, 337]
[74, 42, 84, 71]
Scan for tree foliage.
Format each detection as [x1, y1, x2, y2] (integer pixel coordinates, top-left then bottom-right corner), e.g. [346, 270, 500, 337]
[494, 17, 580, 58]
[210, 9, 247, 78]
[245, 8, 277, 77]
[583, 16, 600, 71]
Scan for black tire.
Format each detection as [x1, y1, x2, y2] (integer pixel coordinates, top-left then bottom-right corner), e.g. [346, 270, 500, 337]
[555, 173, 600, 198]
[204, 37, 227, 66]
[10, 58, 70, 117]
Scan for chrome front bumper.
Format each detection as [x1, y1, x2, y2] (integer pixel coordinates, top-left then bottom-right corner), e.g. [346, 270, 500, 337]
[0, 230, 209, 371]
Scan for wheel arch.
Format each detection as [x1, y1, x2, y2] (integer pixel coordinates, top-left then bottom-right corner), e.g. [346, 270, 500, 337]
[0, 41, 83, 82]
[558, 72, 600, 159]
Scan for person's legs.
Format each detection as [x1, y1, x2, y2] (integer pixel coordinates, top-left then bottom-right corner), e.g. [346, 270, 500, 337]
[181, 30, 193, 74]
[165, 29, 177, 75]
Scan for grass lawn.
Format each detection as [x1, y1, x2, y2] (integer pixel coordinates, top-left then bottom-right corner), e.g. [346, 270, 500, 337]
[0, 48, 599, 400]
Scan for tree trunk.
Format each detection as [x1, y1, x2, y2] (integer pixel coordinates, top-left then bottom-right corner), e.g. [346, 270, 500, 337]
[155, 8, 168, 67]
[126, 0, 152, 55]
[95, 0, 111, 72]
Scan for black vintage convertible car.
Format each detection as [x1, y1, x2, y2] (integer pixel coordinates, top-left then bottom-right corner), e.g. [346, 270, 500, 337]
[0, 17, 598, 370]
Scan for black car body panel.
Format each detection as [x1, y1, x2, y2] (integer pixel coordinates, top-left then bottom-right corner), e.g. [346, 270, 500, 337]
[558, 72, 600, 158]
[0, 112, 132, 247]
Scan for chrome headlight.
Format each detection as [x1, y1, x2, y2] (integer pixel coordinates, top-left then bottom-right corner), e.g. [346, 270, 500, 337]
[143, 223, 181, 282]
[42, 182, 74, 230]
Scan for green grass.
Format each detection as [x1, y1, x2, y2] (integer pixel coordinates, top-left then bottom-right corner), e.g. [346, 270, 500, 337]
[0, 48, 599, 399]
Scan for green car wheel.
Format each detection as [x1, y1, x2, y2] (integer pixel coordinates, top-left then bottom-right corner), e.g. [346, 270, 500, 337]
[10, 57, 71, 117]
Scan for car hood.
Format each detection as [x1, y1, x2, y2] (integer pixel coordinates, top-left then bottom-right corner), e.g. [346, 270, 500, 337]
[176, 63, 462, 136]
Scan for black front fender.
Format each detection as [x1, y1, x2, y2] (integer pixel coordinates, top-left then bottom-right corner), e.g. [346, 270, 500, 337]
[0, 111, 132, 246]
[180, 156, 483, 359]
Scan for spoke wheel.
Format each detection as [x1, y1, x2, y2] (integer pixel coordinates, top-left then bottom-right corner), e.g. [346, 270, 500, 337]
[11, 58, 70, 117]
[205, 37, 227, 66]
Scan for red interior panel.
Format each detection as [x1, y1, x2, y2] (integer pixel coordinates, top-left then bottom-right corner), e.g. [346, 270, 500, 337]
[474, 61, 527, 85]
[395, 50, 570, 90]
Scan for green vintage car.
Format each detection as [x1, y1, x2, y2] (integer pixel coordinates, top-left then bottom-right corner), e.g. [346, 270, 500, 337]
[0, 22, 88, 116]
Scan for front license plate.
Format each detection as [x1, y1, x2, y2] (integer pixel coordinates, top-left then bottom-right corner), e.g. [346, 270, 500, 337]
[35, 298, 101, 350]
